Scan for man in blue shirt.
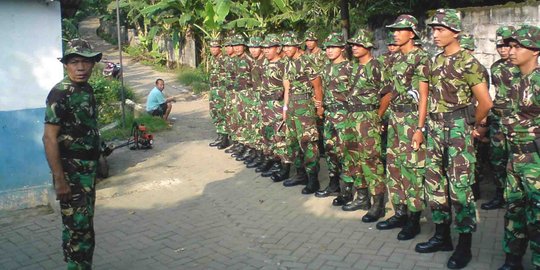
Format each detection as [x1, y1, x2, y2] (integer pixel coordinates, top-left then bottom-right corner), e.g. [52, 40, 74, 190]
[146, 78, 175, 120]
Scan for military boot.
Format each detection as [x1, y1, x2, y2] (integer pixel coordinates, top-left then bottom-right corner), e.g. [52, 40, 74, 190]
[231, 144, 246, 158]
[497, 254, 524, 270]
[481, 187, 505, 210]
[224, 141, 239, 153]
[315, 173, 340, 197]
[244, 149, 259, 164]
[362, 193, 385, 223]
[342, 187, 370, 211]
[255, 157, 272, 173]
[414, 223, 453, 253]
[397, 211, 422, 240]
[271, 163, 290, 182]
[471, 181, 481, 201]
[301, 171, 320, 194]
[247, 152, 264, 168]
[447, 233, 472, 269]
[261, 159, 280, 177]
[283, 167, 308, 187]
[209, 134, 222, 147]
[236, 147, 252, 161]
[217, 135, 231, 150]
[332, 181, 353, 206]
[376, 204, 408, 230]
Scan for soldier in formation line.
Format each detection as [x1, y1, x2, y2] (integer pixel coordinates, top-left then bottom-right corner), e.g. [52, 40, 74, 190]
[204, 9, 538, 270]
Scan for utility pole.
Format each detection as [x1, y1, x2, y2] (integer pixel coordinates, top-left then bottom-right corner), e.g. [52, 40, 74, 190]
[340, 0, 351, 56]
[116, 0, 126, 127]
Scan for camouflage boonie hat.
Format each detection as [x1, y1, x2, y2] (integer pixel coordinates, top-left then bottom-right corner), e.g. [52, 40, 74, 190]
[323, 32, 346, 48]
[460, 34, 476, 51]
[247, 36, 263, 47]
[428, 9, 462, 32]
[223, 35, 233, 46]
[230, 34, 247, 46]
[385, 31, 396, 45]
[262, 34, 281, 47]
[510, 24, 540, 50]
[209, 37, 221, 47]
[60, 38, 102, 63]
[386, 14, 420, 38]
[281, 32, 302, 46]
[304, 30, 318, 41]
[494, 26, 515, 45]
[348, 29, 375, 48]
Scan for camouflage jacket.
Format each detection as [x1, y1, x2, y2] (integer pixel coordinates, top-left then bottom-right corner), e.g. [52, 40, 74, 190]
[429, 49, 487, 113]
[260, 58, 287, 99]
[223, 55, 237, 91]
[387, 48, 431, 104]
[504, 67, 540, 144]
[491, 58, 520, 111]
[285, 53, 319, 95]
[45, 77, 100, 159]
[251, 57, 267, 94]
[348, 58, 384, 106]
[322, 60, 352, 107]
[234, 53, 254, 91]
[209, 55, 224, 88]
[306, 48, 328, 74]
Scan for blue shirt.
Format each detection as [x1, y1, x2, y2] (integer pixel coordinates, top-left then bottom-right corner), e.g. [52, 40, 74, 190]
[146, 87, 166, 111]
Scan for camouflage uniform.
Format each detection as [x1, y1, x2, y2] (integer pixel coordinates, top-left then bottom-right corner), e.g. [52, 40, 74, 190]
[230, 35, 254, 146]
[248, 37, 266, 152]
[208, 39, 227, 136]
[384, 16, 430, 213]
[501, 25, 540, 268]
[223, 38, 238, 139]
[45, 79, 100, 269]
[459, 34, 476, 51]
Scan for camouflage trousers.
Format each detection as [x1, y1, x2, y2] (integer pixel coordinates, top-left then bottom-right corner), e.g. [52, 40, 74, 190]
[334, 110, 385, 196]
[225, 90, 238, 140]
[260, 100, 287, 160]
[60, 158, 97, 270]
[235, 90, 256, 145]
[425, 118, 477, 233]
[323, 110, 344, 179]
[286, 98, 320, 174]
[489, 114, 509, 189]
[248, 93, 264, 151]
[386, 110, 426, 211]
[209, 86, 227, 135]
[503, 150, 540, 267]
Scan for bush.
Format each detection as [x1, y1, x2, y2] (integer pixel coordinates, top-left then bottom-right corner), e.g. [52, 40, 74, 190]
[176, 66, 210, 93]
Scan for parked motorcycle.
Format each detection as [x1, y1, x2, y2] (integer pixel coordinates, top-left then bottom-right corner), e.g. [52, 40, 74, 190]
[102, 61, 122, 79]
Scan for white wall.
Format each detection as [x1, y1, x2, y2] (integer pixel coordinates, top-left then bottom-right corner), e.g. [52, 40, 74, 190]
[0, 0, 63, 111]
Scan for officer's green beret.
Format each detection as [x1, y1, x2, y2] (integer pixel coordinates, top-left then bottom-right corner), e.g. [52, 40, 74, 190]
[460, 34, 476, 51]
[60, 38, 102, 63]
[323, 32, 346, 48]
[386, 14, 421, 39]
[428, 9, 462, 32]
[348, 29, 375, 48]
[304, 30, 318, 41]
[262, 34, 281, 47]
[509, 24, 540, 50]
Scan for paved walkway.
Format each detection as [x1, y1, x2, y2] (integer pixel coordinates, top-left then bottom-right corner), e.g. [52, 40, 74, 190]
[0, 18, 534, 270]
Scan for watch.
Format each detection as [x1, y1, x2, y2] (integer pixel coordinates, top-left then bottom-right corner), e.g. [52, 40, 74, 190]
[416, 126, 425, 132]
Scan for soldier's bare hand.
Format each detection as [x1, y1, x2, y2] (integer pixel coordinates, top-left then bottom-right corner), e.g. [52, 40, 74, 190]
[411, 130, 424, 151]
[472, 126, 487, 139]
[54, 178, 72, 202]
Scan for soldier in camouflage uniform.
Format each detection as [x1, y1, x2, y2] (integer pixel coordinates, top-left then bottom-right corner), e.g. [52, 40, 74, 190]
[414, 10, 493, 270]
[222, 36, 239, 151]
[43, 39, 102, 270]
[481, 26, 519, 211]
[498, 25, 540, 270]
[208, 38, 229, 148]
[375, 15, 430, 240]
[279, 32, 323, 194]
[339, 30, 388, 223]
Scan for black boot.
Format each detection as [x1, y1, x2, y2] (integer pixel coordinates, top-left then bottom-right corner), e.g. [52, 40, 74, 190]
[362, 193, 385, 223]
[471, 182, 481, 201]
[301, 172, 320, 194]
[271, 163, 290, 182]
[447, 233, 472, 269]
[217, 135, 231, 150]
[231, 144, 246, 158]
[481, 188, 505, 210]
[415, 223, 453, 253]
[209, 134, 222, 147]
[255, 157, 272, 173]
[332, 181, 353, 206]
[283, 167, 308, 187]
[261, 160, 280, 177]
[224, 142, 238, 153]
[236, 147, 252, 161]
[247, 152, 264, 168]
[315, 174, 340, 198]
[244, 149, 259, 164]
[342, 187, 370, 211]
[497, 253, 524, 270]
[397, 211, 422, 240]
[376, 204, 408, 230]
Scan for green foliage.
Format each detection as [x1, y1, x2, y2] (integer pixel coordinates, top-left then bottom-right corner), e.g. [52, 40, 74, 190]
[62, 18, 80, 42]
[176, 66, 209, 94]
[100, 114, 170, 141]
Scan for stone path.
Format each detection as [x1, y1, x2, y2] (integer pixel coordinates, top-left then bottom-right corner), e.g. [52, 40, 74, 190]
[0, 17, 534, 270]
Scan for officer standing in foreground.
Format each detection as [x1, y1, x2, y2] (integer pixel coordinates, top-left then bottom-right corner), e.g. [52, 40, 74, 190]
[499, 24, 540, 270]
[43, 38, 102, 270]
[414, 9, 492, 269]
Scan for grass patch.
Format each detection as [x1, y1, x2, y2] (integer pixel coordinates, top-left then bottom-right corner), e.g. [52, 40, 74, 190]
[100, 114, 170, 142]
[176, 66, 210, 94]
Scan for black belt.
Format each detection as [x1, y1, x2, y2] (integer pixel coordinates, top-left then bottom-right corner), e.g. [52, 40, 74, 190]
[289, 93, 312, 101]
[509, 142, 538, 154]
[61, 149, 100, 160]
[347, 103, 378, 112]
[391, 103, 417, 113]
[429, 106, 470, 122]
[325, 103, 347, 112]
[492, 107, 513, 117]
[260, 93, 283, 102]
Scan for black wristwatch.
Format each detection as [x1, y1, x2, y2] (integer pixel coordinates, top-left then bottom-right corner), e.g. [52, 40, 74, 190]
[416, 126, 425, 132]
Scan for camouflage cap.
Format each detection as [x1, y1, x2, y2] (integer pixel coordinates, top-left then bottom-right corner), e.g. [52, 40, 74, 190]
[60, 38, 102, 63]
[386, 14, 420, 38]
[323, 32, 346, 48]
[281, 32, 302, 46]
[209, 37, 221, 47]
[495, 26, 515, 45]
[230, 34, 247, 46]
[460, 34, 476, 51]
[428, 9, 462, 32]
[222, 35, 233, 46]
[247, 36, 263, 47]
[262, 34, 281, 47]
[509, 24, 540, 50]
[304, 30, 318, 41]
[385, 31, 396, 45]
[348, 29, 375, 48]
